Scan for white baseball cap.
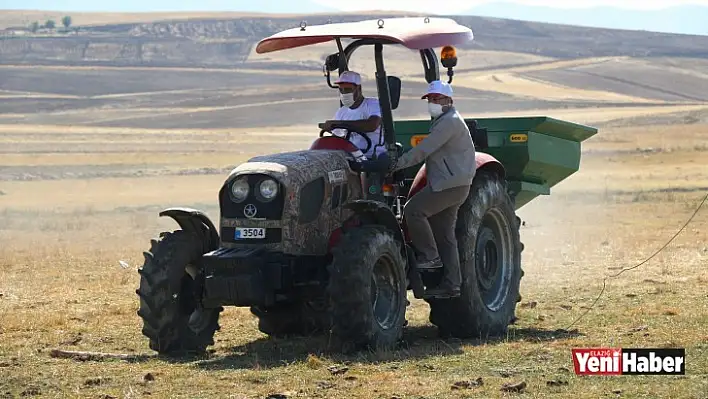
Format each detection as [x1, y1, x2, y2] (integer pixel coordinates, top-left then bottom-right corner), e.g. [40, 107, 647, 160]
[421, 80, 453, 99]
[335, 71, 361, 86]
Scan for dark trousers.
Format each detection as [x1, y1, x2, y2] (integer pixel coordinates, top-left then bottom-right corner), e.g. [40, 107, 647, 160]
[404, 184, 470, 288]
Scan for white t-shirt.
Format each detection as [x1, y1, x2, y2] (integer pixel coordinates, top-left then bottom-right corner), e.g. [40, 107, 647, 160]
[332, 97, 385, 158]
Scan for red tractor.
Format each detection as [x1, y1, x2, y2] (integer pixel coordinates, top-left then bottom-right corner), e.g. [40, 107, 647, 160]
[136, 17, 597, 355]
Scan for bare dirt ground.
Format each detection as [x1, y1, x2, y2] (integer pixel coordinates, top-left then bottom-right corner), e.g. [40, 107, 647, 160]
[521, 57, 708, 103]
[1, 107, 707, 398]
[1, 15, 708, 396]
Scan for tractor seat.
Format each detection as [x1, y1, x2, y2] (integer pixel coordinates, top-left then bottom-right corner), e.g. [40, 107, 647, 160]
[310, 136, 361, 153]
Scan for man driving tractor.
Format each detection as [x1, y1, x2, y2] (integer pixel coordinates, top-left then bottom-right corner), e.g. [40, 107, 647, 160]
[133, 16, 598, 356]
[390, 80, 477, 299]
[321, 71, 387, 159]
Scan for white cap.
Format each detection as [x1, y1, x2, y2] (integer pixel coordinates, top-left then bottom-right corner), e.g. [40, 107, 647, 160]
[421, 80, 453, 99]
[335, 71, 361, 86]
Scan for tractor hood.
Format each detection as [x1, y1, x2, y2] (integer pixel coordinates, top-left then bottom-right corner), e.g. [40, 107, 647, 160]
[221, 149, 360, 256]
[226, 149, 354, 187]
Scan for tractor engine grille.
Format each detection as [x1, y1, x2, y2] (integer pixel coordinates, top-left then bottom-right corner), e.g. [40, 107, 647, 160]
[219, 174, 285, 220]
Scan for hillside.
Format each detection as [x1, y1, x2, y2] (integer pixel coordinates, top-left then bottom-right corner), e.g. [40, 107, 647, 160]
[1, 11, 707, 132]
[2, 13, 708, 70]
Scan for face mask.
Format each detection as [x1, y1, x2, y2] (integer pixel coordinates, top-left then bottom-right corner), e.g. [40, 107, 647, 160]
[340, 92, 355, 107]
[428, 102, 444, 118]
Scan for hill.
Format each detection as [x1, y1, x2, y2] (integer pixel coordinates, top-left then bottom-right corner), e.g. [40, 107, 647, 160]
[0, 8, 397, 29]
[1, 11, 707, 131]
[1, 13, 708, 70]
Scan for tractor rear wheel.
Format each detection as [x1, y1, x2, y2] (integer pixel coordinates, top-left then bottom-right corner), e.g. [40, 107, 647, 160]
[136, 230, 222, 355]
[427, 171, 522, 339]
[327, 225, 407, 353]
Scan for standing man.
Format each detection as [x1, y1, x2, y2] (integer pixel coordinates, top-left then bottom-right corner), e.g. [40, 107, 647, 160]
[321, 71, 387, 159]
[390, 80, 476, 299]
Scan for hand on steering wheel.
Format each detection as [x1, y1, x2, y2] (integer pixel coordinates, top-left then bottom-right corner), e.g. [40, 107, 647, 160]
[318, 122, 373, 155]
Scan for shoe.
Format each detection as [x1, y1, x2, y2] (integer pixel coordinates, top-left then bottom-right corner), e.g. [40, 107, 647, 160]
[423, 284, 461, 299]
[416, 256, 443, 270]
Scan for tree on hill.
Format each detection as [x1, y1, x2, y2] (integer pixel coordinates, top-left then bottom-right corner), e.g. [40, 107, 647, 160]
[45, 19, 56, 29]
[29, 21, 39, 33]
[62, 16, 72, 29]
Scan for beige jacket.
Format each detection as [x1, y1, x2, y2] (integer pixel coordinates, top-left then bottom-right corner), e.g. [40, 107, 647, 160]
[393, 107, 476, 192]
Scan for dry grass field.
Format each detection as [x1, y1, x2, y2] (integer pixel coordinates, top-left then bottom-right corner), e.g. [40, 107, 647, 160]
[1, 10, 708, 399]
[2, 112, 707, 398]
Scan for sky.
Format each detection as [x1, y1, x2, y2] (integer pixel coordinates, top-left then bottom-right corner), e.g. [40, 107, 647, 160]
[313, 0, 707, 13]
[0, 0, 331, 13]
[4, 0, 706, 13]
[3, 0, 707, 35]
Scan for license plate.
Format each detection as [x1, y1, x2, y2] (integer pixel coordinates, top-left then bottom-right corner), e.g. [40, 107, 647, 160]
[234, 227, 266, 239]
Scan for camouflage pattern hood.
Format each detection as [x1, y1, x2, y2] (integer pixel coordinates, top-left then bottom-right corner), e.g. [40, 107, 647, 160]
[221, 149, 359, 256]
[226, 149, 355, 187]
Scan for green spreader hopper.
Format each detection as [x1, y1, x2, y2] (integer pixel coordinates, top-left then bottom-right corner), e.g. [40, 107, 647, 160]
[395, 116, 598, 209]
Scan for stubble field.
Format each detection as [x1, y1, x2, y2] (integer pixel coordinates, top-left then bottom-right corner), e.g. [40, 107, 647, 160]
[1, 33, 708, 398]
[1, 113, 707, 398]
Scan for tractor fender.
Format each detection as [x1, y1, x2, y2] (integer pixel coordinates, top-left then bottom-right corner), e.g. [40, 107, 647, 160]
[475, 151, 506, 179]
[343, 200, 406, 251]
[159, 207, 220, 253]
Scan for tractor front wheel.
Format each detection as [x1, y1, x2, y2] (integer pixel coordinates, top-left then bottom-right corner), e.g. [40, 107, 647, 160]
[136, 230, 222, 355]
[427, 171, 522, 339]
[327, 225, 407, 353]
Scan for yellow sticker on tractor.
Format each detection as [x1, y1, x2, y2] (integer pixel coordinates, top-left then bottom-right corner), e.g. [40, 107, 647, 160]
[510, 133, 528, 143]
[410, 135, 428, 147]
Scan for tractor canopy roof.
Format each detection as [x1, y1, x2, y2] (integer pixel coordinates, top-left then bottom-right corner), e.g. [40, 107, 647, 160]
[255, 17, 474, 54]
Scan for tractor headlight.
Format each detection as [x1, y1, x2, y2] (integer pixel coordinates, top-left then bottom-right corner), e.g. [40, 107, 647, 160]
[258, 178, 279, 201]
[230, 178, 249, 202]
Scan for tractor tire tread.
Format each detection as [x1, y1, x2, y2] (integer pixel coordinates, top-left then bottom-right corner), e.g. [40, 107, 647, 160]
[427, 171, 523, 339]
[136, 230, 221, 356]
[326, 224, 407, 353]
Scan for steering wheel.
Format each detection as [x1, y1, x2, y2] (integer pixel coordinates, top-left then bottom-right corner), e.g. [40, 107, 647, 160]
[318, 122, 373, 155]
